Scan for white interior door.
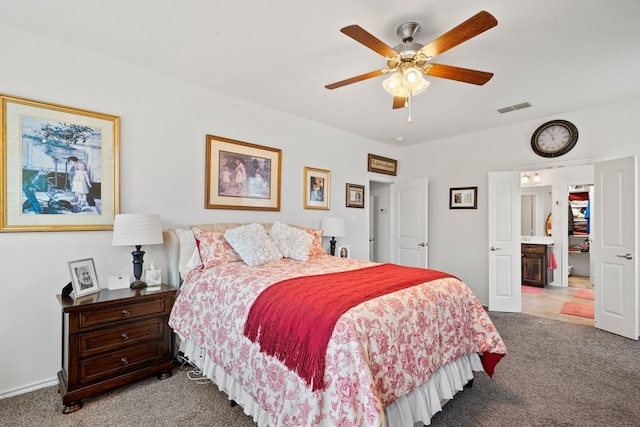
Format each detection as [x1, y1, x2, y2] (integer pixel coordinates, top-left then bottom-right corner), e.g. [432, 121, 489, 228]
[395, 178, 428, 268]
[593, 156, 638, 340]
[488, 171, 521, 312]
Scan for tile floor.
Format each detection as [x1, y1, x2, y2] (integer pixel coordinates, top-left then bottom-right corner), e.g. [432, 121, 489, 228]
[521, 275, 595, 327]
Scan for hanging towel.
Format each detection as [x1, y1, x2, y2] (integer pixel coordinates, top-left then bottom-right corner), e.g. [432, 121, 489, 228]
[549, 250, 558, 269]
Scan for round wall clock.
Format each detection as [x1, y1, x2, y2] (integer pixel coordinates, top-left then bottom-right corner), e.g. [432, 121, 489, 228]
[530, 119, 578, 158]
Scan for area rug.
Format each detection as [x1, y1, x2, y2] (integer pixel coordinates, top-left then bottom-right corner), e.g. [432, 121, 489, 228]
[522, 286, 543, 294]
[574, 289, 594, 300]
[560, 302, 594, 319]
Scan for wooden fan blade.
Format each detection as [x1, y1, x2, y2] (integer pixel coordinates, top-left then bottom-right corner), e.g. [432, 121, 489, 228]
[340, 25, 399, 58]
[425, 63, 493, 85]
[392, 96, 407, 109]
[420, 11, 497, 59]
[325, 69, 389, 90]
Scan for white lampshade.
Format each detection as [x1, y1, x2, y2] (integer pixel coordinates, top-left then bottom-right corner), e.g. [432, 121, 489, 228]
[320, 217, 346, 237]
[112, 214, 164, 246]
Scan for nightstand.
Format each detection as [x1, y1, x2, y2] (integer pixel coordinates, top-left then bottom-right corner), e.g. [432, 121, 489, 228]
[56, 285, 176, 414]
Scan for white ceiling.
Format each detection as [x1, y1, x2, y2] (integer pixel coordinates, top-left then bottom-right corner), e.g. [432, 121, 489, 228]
[2, 0, 639, 147]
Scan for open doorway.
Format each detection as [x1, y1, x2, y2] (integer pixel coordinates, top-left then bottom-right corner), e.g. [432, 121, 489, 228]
[520, 175, 594, 327]
[368, 181, 391, 263]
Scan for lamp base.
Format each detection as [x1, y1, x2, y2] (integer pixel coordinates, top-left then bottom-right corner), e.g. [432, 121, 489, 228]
[329, 237, 337, 256]
[130, 280, 147, 289]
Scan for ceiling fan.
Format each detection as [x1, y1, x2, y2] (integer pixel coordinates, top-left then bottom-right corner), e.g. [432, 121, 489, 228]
[325, 11, 498, 110]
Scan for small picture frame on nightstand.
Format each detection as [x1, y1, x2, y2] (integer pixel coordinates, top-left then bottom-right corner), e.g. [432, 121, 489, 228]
[68, 258, 100, 298]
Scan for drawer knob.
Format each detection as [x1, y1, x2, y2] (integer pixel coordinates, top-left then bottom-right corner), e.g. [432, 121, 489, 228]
[121, 309, 130, 317]
[121, 333, 129, 340]
[121, 357, 129, 365]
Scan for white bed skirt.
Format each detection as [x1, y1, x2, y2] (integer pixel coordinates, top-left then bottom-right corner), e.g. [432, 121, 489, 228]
[179, 339, 483, 427]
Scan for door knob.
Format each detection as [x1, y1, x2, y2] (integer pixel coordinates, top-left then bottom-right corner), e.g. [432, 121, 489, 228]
[417, 242, 426, 247]
[490, 246, 501, 251]
[616, 253, 633, 260]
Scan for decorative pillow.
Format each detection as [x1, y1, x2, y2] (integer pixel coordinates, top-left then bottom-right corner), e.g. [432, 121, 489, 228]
[191, 228, 228, 269]
[306, 228, 326, 256]
[268, 221, 314, 261]
[224, 223, 282, 266]
[175, 228, 202, 278]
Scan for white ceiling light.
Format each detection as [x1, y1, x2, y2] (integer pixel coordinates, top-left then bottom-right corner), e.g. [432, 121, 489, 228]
[383, 67, 430, 97]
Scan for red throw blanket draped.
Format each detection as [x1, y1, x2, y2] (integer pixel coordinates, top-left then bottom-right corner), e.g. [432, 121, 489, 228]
[243, 263, 454, 391]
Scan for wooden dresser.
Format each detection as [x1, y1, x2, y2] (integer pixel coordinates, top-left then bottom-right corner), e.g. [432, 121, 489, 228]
[56, 285, 176, 413]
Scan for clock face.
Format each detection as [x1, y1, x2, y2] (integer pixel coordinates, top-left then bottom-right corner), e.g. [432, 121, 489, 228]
[531, 120, 578, 158]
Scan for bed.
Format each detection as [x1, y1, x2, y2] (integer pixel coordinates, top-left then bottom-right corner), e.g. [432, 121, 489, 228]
[164, 222, 506, 426]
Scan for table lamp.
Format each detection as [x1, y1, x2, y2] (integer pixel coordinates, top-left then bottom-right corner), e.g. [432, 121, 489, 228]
[320, 217, 346, 256]
[112, 213, 164, 289]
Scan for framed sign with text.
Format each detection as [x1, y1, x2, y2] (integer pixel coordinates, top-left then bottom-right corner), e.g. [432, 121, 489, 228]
[367, 153, 397, 176]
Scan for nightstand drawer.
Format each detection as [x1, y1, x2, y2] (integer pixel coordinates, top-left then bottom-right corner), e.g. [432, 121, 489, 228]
[79, 317, 165, 358]
[79, 340, 166, 385]
[79, 298, 167, 329]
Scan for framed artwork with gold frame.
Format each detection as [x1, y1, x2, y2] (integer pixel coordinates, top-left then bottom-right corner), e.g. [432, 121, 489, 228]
[303, 166, 330, 210]
[346, 183, 365, 208]
[0, 94, 120, 232]
[205, 134, 281, 211]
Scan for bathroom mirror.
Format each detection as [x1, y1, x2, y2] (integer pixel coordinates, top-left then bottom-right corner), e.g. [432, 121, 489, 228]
[521, 186, 552, 236]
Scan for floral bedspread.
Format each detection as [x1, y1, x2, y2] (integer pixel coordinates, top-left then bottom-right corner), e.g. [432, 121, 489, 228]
[169, 256, 507, 426]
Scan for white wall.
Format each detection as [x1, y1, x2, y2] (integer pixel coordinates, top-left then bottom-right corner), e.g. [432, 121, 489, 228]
[0, 25, 398, 397]
[397, 97, 640, 303]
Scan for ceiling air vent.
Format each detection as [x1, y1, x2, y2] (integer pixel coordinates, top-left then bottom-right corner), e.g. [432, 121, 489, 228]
[496, 101, 534, 114]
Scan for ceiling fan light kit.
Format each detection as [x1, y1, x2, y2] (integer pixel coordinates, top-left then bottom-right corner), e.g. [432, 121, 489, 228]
[382, 67, 430, 98]
[325, 10, 498, 114]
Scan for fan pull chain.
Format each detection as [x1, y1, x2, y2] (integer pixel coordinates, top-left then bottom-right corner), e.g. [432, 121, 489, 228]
[407, 95, 412, 123]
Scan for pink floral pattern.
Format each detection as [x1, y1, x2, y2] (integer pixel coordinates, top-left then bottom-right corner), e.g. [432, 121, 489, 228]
[169, 256, 507, 426]
[191, 228, 227, 268]
[305, 228, 326, 256]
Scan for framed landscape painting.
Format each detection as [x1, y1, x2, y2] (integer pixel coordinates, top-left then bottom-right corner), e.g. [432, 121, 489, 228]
[0, 94, 120, 232]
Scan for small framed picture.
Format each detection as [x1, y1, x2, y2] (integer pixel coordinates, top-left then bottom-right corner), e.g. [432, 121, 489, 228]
[449, 187, 478, 209]
[303, 166, 330, 210]
[346, 183, 365, 208]
[68, 258, 100, 297]
[337, 245, 350, 258]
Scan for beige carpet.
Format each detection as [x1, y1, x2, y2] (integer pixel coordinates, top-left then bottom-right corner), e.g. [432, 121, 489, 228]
[2, 312, 640, 426]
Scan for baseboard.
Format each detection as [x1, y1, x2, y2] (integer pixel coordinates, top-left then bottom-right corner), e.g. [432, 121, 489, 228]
[0, 377, 58, 399]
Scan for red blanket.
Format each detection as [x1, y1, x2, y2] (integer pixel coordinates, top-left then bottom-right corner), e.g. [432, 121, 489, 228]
[243, 263, 454, 391]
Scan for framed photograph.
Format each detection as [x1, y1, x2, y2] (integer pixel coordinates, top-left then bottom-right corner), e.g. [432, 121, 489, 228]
[68, 258, 100, 298]
[337, 245, 350, 259]
[303, 166, 330, 210]
[0, 94, 120, 232]
[450, 186, 478, 209]
[346, 183, 365, 208]
[367, 153, 397, 176]
[205, 134, 281, 211]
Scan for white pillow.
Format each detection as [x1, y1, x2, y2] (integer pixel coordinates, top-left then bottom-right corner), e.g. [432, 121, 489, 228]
[224, 223, 282, 266]
[175, 228, 202, 278]
[268, 221, 314, 261]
